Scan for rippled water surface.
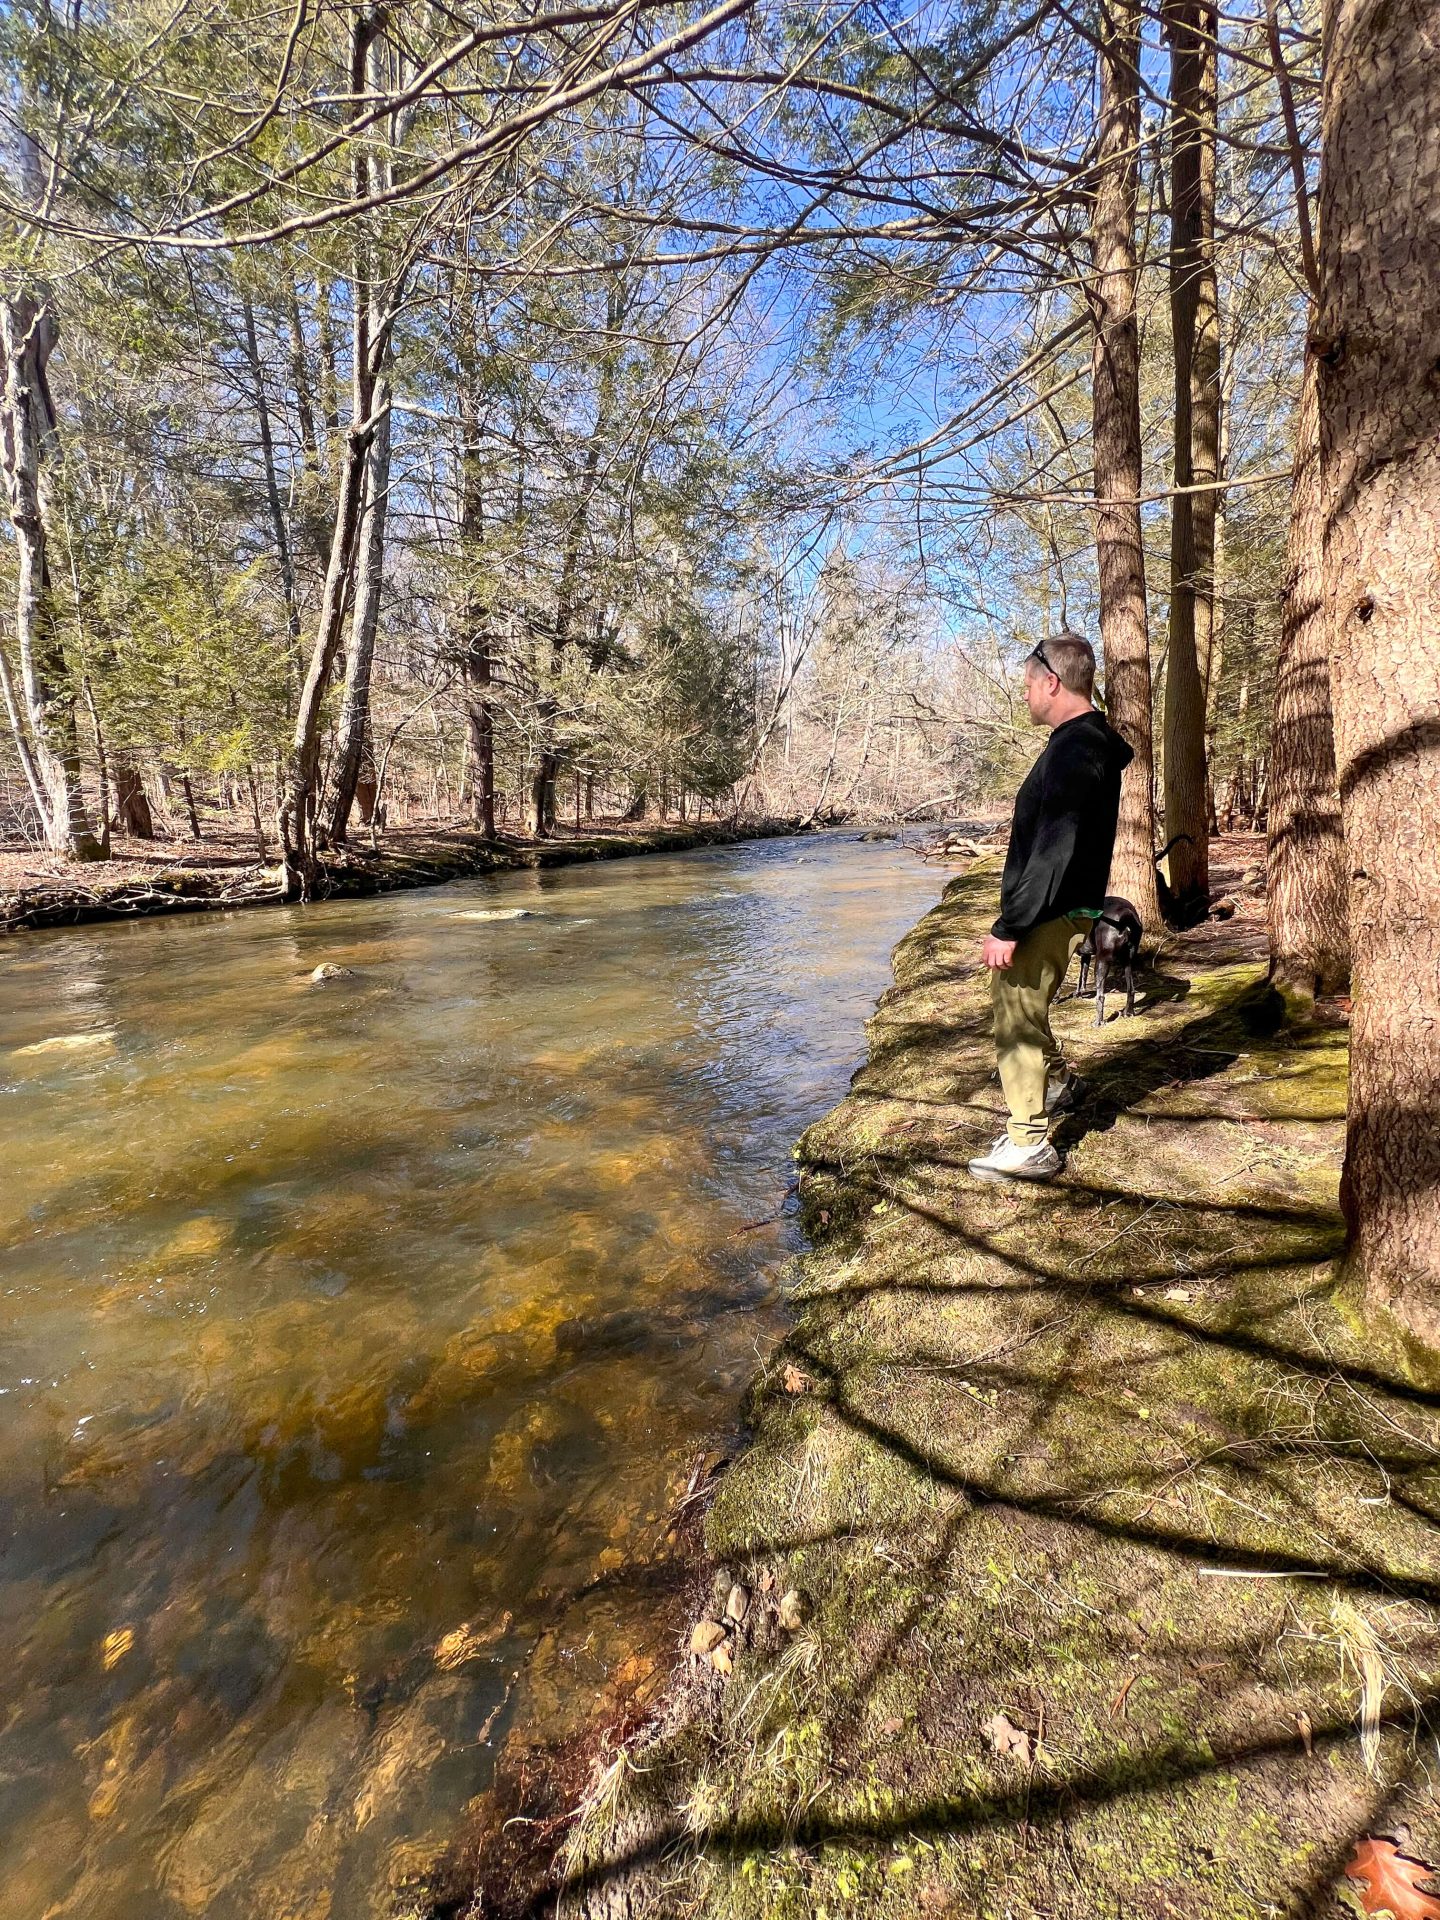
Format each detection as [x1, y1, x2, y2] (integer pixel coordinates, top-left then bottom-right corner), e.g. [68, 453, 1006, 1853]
[0, 831, 941, 1918]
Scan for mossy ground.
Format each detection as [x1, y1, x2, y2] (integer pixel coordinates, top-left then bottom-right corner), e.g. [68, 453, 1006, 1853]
[560, 863, 1440, 1920]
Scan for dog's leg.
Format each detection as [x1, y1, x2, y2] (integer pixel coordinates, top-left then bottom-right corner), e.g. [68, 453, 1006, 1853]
[1125, 962, 1136, 1016]
[1078, 952, 1092, 996]
[1094, 957, 1107, 1026]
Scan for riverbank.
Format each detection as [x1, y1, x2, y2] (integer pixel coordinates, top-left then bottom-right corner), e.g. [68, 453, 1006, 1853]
[0, 817, 803, 935]
[518, 858, 1440, 1920]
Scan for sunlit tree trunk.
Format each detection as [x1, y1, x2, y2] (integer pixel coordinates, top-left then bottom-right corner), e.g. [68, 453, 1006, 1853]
[276, 6, 392, 897]
[1087, 0, 1160, 927]
[1267, 347, 1349, 1009]
[0, 290, 104, 860]
[1318, 0, 1440, 1342]
[326, 398, 391, 843]
[1162, 0, 1219, 917]
[455, 391, 497, 839]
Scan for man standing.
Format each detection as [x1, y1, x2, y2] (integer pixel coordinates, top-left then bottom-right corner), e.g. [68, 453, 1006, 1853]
[967, 632, 1134, 1183]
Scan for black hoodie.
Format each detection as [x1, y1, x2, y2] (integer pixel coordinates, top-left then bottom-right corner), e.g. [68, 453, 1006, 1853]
[992, 709, 1135, 940]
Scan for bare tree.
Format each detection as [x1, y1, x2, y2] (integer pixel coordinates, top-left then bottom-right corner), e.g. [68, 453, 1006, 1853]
[277, 6, 401, 895]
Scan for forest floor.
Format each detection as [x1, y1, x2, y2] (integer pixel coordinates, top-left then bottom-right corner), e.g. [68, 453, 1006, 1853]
[457, 836, 1440, 1920]
[0, 814, 801, 935]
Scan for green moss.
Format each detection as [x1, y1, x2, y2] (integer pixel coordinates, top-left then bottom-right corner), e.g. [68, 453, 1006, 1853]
[566, 871, 1440, 1920]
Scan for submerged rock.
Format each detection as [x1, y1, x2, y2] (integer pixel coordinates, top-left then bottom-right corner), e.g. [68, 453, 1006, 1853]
[453, 907, 533, 921]
[308, 962, 356, 983]
[13, 1029, 115, 1055]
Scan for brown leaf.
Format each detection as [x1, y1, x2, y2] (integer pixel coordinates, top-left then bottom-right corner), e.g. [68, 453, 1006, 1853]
[1295, 1710, 1313, 1757]
[981, 1710, 1032, 1765]
[1108, 1673, 1137, 1719]
[782, 1364, 813, 1395]
[1344, 1836, 1440, 1920]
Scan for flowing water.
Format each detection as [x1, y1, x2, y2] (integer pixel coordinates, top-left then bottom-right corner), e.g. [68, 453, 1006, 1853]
[0, 831, 941, 1919]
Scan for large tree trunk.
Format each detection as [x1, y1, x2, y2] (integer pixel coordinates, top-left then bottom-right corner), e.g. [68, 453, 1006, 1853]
[111, 757, 155, 838]
[1318, 0, 1440, 1343]
[456, 397, 497, 839]
[1266, 346, 1349, 1009]
[326, 398, 391, 843]
[526, 747, 560, 836]
[463, 645, 497, 838]
[1161, 0, 1219, 919]
[276, 387, 374, 894]
[0, 291, 104, 860]
[1087, 0, 1160, 928]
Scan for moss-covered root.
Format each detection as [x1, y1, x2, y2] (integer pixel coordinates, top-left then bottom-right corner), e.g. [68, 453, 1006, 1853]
[565, 866, 1440, 1920]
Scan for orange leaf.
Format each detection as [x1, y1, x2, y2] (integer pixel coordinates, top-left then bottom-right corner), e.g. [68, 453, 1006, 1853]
[1345, 1836, 1440, 1920]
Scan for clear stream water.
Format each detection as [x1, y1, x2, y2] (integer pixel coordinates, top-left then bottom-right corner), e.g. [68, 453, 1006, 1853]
[0, 831, 942, 1919]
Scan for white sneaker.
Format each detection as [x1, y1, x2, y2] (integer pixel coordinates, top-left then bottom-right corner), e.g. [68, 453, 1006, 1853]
[967, 1133, 1062, 1183]
[1045, 1069, 1085, 1115]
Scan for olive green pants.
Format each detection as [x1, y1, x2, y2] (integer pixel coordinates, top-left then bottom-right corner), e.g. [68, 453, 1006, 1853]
[991, 912, 1090, 1146]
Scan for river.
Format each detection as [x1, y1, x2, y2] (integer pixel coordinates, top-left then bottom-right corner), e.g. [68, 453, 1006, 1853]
[0, 831, 942, 1918]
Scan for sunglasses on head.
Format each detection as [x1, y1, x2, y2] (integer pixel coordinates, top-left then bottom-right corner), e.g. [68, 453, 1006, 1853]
[1029, 642, 1059, 678]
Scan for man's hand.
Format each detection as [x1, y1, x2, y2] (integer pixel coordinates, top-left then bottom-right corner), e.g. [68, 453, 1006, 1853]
[983, 934, 1017, 970]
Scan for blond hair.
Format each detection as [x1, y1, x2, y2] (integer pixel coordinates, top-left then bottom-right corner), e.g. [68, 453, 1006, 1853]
[1029, 630, 1095, 698]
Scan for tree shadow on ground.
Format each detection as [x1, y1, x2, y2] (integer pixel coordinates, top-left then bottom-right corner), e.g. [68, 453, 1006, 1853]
[448, 874, 1439, 1920]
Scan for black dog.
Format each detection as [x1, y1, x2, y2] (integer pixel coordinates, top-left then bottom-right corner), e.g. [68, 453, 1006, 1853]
[1075, 896, 1143, 1025]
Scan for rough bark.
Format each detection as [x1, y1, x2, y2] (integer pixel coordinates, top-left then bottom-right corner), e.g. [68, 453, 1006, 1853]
[1087, 0, 1161, 928]
[1266, 346, 1349, 1009]
[111, 757, 155, 837]
[1318, 0, 1440, 1342]
[1162, 0, 1218, 917]
[456, 393, 497, 839]
[326, 397, 391, 843]
[277, 414, 370, 892]
[462, 653, 496, 838]
[0, 290, 104, 859]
